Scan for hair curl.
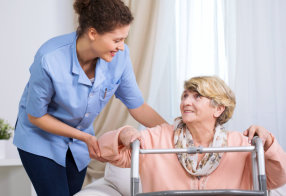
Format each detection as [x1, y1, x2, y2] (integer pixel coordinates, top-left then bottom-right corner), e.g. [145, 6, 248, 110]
[183, 76, 236, 125]
[73, 0, 134, 36]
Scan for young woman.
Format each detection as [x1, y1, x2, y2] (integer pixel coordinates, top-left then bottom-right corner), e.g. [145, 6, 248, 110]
[13, 0, 166, 195]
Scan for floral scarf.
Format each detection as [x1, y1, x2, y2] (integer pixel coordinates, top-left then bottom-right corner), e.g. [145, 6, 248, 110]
[174, 117, 228, 177]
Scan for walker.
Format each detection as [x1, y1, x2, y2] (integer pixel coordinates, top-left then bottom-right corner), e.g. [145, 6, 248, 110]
[130, 136, 267, 196]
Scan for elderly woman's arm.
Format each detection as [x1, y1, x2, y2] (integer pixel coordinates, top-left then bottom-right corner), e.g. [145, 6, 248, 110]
[243, 125, 286, 188]
[97, 123, 172, 168]
[263, 135, 286, 189]
[97, 126, 140, 168]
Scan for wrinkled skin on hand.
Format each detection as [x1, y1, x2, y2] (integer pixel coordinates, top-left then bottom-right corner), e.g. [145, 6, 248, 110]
[243, 125, 273, 151]
[119, 126, 141, 148]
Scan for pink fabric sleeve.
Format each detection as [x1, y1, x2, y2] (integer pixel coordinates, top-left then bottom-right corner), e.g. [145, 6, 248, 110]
[97, 124, 171, 168]
[98, 125, 134, 168]
[264, 133, 286, 189]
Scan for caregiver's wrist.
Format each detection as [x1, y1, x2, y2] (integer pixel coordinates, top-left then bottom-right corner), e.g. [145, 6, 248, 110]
[78, 131, 92, 144]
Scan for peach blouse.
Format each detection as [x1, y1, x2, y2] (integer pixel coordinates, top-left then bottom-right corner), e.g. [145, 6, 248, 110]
[98, 123, 286, 193]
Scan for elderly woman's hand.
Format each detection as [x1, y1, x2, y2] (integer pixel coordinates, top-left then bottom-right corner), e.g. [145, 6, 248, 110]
[85, 135, 108, 162]
[119, 126, 141, 148]
[243, 125, 273, 151]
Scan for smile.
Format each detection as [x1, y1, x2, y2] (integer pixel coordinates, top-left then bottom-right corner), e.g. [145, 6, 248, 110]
[110, 51, 117, 57]
[183, 110, 194, 113]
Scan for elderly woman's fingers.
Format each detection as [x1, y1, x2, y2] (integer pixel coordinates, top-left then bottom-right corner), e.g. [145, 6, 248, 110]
[130, 131, 141, 142]
[245, 125, 257, 143]
[254, 126, 272, 147]
[119, 126, 141, 148]
[244, 125, 273, 150]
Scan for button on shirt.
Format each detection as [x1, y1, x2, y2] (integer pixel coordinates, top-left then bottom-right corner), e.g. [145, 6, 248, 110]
[13, 32, 144, 171]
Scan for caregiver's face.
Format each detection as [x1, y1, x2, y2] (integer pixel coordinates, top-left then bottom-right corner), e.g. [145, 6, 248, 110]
[91, 25, 130, 62]
[180, 90, 216, 124]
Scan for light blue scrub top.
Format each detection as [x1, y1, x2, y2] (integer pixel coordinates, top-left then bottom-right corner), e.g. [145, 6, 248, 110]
[13, 32, 144, 171]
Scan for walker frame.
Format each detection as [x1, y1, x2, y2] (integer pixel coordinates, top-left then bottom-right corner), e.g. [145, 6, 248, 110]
[130, 136, 267, 196]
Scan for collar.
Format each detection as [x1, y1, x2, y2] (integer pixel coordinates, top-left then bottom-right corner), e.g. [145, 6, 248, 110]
[71, 35, 106, 87]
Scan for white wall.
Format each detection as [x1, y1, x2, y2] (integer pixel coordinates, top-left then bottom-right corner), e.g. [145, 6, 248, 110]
[0, 1, 75, 195]
[0, 0, 75, 125]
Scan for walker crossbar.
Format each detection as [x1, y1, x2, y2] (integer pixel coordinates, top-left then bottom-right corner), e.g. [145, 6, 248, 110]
[130, 136, 267, 196]
[135, 190, 265, 196]
[140, 146, 255, 154]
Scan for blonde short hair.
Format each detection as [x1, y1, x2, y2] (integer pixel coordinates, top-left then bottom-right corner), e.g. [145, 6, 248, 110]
[184, 76, 236, 125]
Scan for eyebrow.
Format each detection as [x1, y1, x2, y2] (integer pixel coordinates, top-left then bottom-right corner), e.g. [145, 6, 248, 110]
[115, 36, 128, 40]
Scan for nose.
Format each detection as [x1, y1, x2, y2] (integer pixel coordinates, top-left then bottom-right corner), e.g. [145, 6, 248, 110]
[181, 96, 193, 106]
[117, 41, 125, 51]
[180, 98, 192, 113]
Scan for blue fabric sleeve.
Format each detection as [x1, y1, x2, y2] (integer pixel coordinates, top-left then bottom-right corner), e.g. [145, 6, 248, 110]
[115, 47, 144, 109]
[26, 56, 54, 117]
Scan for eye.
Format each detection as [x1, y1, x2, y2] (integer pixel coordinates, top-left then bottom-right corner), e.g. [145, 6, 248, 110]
[181, 93, 188, 100]
[114, 38, 125, 44]
[194, 93, 201, 99]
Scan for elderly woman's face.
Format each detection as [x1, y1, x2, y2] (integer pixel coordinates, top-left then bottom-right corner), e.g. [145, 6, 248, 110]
[180, 90, 218, 124]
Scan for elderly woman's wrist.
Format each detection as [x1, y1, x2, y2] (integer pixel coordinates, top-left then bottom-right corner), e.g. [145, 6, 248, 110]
[118, 132, 123, 146]
[118, 127, 130, 146]
[264, 133, 274, 151]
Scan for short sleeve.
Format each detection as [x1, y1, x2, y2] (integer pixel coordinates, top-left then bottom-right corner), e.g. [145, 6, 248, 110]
[115, 47, 144, 109]
[26, 56, 54, 117]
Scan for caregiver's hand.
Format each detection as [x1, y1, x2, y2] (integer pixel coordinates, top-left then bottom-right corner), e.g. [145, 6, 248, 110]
[119, 126, 141, 148]
[85, 135, 107, 162]
[243, 125, 273, 151]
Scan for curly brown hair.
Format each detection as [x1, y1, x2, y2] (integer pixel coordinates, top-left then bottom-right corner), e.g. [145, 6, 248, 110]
[73, 0, 134, 36]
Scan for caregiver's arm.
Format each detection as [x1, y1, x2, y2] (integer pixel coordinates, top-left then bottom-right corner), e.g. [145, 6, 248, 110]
[128, 103, 167, 127]
[28, 114, 101, 159]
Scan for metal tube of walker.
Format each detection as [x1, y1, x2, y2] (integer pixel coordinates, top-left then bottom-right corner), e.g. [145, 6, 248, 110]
[131, 140, 140, 196]
[251, 151, 259, 190]
[140, 146, 255, 154]
[252, 136, 267, 195]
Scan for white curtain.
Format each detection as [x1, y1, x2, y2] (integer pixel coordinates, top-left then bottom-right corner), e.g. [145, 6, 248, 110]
[147, 0, 228, 123]
[145, 0, 177, 124]
[147, 0, 286, 152]
[227, 0, 286, 152]
[147, 0, 228, 124]
[175, 0, 228, 117]
[147, 1, 286, 192]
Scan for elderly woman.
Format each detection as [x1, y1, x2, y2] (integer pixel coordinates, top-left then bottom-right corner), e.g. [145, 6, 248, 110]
[97, 76, 286, 192]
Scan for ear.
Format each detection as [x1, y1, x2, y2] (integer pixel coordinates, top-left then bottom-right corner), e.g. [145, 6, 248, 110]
[214, 105, 225, 118]
[87, 27, 98, 41]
